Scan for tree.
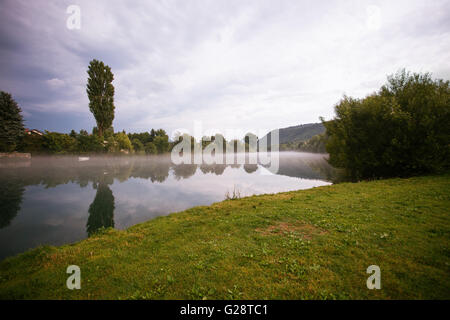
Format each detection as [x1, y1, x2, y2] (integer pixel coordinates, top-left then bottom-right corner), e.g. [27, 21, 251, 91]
[42, 131, 77, 154]
[128, 132, 152, 145]
[76, 133, 104, 153]
[298, 134, 327, 153]
[155, 128, 167, 137]
[86, 59, 115, 137]
[106, 136, 119, 153]
[114, 132, 133, 152]
[144, 142, 157, 154]
[69, 130, 77, 139]
[323, 70, 450, 180]
[19, 134, 44, 154]
[0, 91, 24, 152]
[153, 135, 169, 154]
[131, 138, 144, 153]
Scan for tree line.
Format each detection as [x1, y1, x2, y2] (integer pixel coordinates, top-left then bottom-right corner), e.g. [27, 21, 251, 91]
[0, 59, 171, 155]
[2, 62, 448, 181]
[278, 134, 327, 153]
[16, 127, 171, 155]
[1, 59, 259, 155]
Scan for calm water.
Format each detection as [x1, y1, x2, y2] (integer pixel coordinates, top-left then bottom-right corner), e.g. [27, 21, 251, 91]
[0, 152, 334, 260]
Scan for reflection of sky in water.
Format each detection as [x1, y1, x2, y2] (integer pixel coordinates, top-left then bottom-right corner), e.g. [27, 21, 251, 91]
[0, 153, 333, 260]
[112, 166, 329, 229]
[0, 184, 95, 259]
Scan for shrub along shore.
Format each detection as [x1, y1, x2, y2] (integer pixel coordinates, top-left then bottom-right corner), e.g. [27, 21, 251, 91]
[0, 174, 449, 299]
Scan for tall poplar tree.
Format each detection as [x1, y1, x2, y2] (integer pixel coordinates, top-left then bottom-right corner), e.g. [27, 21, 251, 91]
[86, 59, 115, 137]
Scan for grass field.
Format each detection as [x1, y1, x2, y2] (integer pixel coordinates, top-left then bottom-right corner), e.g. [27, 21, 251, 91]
[0, 174, 449, 299]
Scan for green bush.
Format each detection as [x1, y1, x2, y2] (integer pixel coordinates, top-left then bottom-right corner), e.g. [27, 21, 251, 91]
[131, 138, 144, 153]
[144, 142, 157, 154]
[106, 136, 119, 153]
[153, 135, 169, 154]
[298, 134, 327, 153]
[19, 134, 45, 154]
[114, 132, 133, 152]
[323, 70, 450, 180]
[42, 131, 77, 154]
[76, 132, 104, 153]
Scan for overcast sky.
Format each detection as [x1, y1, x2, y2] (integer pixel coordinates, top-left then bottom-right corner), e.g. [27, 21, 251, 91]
[1, 0, 449, 138]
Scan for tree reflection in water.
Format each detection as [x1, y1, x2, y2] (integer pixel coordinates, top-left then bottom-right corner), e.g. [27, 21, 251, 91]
[0, 154, 335, 233]
[86, 182, 115, 236]
[0, 180, 24, 229]
[244, 164, 258, 174]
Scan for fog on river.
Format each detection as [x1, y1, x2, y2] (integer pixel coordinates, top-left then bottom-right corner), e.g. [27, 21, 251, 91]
[0, 152, 335, 260]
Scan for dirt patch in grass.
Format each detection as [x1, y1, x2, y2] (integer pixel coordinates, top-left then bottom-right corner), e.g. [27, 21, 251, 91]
[256, 222, 327, 240]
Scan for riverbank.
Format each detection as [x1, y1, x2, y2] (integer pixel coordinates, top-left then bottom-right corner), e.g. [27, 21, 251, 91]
[0, 174, 449, 299]
[0, 152, 31, 159]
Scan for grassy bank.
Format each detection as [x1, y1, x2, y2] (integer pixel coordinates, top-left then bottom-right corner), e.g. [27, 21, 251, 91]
[0, 174, 449, 299]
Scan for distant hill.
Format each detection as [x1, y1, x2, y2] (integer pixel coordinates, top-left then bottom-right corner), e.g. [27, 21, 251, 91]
[259, 123, 325, 147]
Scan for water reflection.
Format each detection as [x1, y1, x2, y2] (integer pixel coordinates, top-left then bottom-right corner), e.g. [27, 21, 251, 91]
[87, 182, 115, 236]
[244, 164, 258, 174]
[173, 164, 197, 180]
[0, 153, 335, 259]
[0, 180, 25, 228]
[200, 164, 227, 175]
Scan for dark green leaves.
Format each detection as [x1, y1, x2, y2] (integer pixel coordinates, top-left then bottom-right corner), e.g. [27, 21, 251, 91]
[324, 70, 450, 180]
[86, 59, 115, 137]
[0, 91, 24, 152]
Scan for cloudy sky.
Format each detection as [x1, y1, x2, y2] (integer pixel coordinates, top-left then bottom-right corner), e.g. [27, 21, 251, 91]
[1, 0, 449, 138]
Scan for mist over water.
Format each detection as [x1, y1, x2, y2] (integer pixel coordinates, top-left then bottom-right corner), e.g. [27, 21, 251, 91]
[0, 152, 334, 260]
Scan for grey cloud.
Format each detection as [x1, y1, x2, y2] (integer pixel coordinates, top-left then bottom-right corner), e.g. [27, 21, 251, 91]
[0, 0, 449, 134]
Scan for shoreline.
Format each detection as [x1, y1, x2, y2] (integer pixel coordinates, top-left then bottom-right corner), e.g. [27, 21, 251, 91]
[1, 174, 449, 299]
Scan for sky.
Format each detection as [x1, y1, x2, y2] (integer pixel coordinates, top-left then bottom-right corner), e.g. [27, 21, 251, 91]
[1, 0, 449, 139]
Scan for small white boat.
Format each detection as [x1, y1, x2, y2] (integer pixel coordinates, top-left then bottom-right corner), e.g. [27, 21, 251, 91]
[78, 157, 90, 161]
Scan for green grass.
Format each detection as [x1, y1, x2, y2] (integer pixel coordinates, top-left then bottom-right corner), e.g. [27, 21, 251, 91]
[0, 174, 449, 299]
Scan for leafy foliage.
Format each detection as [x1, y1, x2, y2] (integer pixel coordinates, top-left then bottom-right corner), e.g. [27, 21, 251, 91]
[20, 130, 104, 154]
[323, 70, 450, 180]
[297, 134, 327, 153]
[0, 91, 24, 152]
[154, 135, 169, 154]
[75, 131, 104, 153]
[42, 131, 77, 154]
[114, 132, 133, 152]
[260, 123, 325, 147]
[18, 127, 173, 155]
[86, 59, 115, 137]
[128, 132, 153, 145]
[128, 129, 170, 154]
[131, 138, 145, 154]
[144, 142, 157, 154]
[19, 134, 44, 154]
